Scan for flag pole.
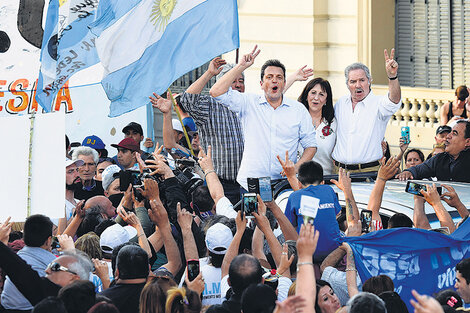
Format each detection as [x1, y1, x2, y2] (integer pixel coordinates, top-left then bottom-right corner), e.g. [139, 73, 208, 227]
[167, 88, 196, 157]
[27, 112, 36, 217]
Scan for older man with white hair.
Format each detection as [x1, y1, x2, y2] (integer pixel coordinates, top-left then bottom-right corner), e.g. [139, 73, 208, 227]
[72, 146, 104, 200]
[332, 49, 402, 173]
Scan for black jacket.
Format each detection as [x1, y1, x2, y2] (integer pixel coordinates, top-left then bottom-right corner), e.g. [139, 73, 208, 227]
[406, 148, 470, 182]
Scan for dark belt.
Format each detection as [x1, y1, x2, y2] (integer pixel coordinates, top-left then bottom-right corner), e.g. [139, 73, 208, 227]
[333, 160, 380, 170]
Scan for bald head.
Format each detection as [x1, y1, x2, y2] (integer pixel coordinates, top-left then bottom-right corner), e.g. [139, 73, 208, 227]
[85, 196, 115, 218]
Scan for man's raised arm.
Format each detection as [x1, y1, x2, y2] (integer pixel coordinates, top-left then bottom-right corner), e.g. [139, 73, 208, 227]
[187, 57, 226, 94]
[209, 45, 260, 98]
[384, 48, 401, 104]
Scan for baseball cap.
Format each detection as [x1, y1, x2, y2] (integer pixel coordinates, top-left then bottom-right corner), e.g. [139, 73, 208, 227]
[205, 223, 233, 255]
[66, 158, 84, 168]
[102, 165, 121, 191]
[111, 138, 140, 152]
[172, 119, 184, 133]
[100, 224, 137, 254]
[436, 125, 452, 135]
[82, 135, 106, 150]
[122, 122, 143, 136]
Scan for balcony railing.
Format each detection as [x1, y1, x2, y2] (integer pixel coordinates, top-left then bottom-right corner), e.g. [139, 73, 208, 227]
[372, 85, 454, 126]
[372, 85, 455, 154]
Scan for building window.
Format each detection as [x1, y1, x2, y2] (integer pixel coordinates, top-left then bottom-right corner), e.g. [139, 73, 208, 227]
[395, 0, 470, 89]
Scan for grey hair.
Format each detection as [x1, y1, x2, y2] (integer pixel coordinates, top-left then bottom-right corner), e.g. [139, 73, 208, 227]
[347, 292, 387, 313]
[63, 249, 94, 280]
[216, 63, 245, 81]
[72, 146, 99, 164]
[344, 62, 372, 85]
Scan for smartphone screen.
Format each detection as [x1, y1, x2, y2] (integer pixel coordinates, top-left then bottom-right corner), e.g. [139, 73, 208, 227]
[401, 126, 410, 144]
[187, 259, 200, 281]
[360, 210, 372, 233]
[243, 193, 258, 217]
[258, 177, 273, 202]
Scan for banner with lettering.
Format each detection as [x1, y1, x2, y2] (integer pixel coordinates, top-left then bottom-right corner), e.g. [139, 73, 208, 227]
[345, 219, 470, 311]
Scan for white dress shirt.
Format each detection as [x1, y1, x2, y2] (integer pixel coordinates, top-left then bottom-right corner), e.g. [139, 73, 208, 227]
[332, 91, 401, 164]
[215, 89, 317, 189]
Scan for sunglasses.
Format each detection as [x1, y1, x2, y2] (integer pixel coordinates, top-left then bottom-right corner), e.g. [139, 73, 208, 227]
[46, 262, 78, 275]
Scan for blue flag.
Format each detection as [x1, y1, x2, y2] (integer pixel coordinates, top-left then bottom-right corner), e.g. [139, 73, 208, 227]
[89, 0, 239, 117]
[36, 0, 100, 111]
[345, 220, 470, 311]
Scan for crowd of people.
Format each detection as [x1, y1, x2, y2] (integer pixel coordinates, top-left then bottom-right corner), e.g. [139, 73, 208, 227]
[1, 45, 470, 313]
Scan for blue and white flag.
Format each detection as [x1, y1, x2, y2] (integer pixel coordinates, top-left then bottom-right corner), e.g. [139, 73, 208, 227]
[345, 220, 470, 312]
[36, 0, 101, 112]
[90, 0, 239, 117]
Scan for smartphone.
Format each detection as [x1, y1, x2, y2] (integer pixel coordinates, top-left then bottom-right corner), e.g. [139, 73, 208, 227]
[360, 209, 373, 233]
[243, 193, 258, 217]
[247, 177, 259, 194]
[187, 259, 200, 281]
[405, 181, 442, 197]
[401, 126, 410, 144]
[258, 177, 273, 202]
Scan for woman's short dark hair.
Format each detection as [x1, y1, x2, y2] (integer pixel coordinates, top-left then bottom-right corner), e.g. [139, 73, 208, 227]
[298, 78, 334, 126]
[362, 275, 395, 296]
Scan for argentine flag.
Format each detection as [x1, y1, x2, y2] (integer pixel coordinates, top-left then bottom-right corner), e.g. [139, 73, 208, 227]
[36, 0, 101, 112]
[90, 0, 239, 117]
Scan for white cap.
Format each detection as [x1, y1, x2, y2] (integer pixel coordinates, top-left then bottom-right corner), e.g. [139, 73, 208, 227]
[66, 158, 84, 168]
[172, 119, 184, 133]
[205, 223, 233, 255]
[102, 165, 121, 191]
[100, 224, 137, 254]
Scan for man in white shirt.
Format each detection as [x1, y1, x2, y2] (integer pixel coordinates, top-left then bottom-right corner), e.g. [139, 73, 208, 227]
[210, 46, 317, 189]
[332, 49, 402, 173]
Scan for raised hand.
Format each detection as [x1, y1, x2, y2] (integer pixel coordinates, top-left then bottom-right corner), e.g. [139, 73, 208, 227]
[420, 184, 442, 207]
[208, 57, 227, 76]
[441, 184, 464, 209]
[143, 137, 154, 149]
[293, 65, 314, 82]
[277, 243, 295, 277]
[377, 156, 400, 181]
[235, 210, 247, 234]
[57, 234, 75, 251]
[149, 93, 172, 114]
[0, 217, 12, 245]
[273, 295, 307, 313]
[399, 137, 410, 153]
[118, 210, 141, 228]
[384, 48, 398, 79]
[410, 290, 444, 313]
[239, 45, 261, 69]
[198, 145, 215, 173]
[330, 167, 351, 192]
[177, 202, 193, 231]
[140, 178, 161, 202]
[277, 150, 296, 177]
[297, 224, 319, 260]
[185, 271, 205, 296]
[148, 199, 170, 228]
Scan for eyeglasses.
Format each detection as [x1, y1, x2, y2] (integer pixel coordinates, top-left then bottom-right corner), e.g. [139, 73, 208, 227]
[46, 262, 78, 275]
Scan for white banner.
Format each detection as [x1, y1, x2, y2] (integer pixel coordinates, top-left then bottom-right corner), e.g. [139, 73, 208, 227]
[0, 1, 150, 220]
